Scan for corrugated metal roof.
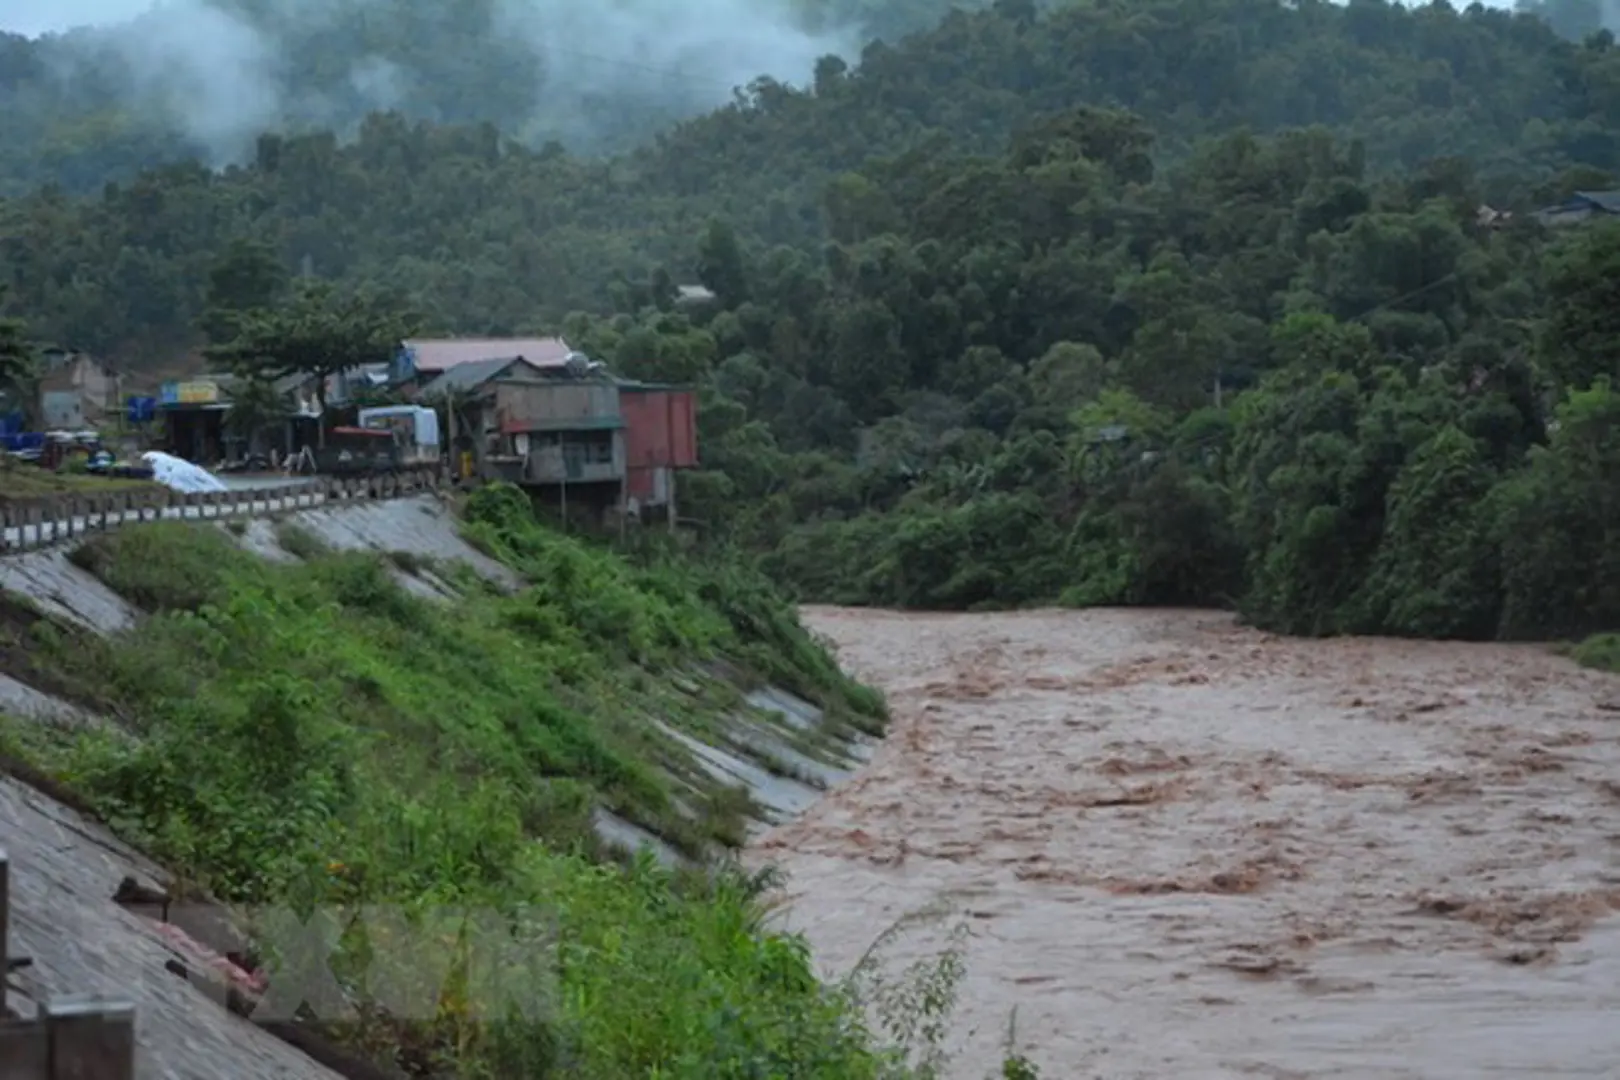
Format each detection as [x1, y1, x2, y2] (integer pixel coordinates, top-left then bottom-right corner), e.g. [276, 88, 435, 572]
[417, 356, 541, 397]
[1575, 191, 1620, 213]
[402, 337, 572, 372]
[614, 377, 695, 392]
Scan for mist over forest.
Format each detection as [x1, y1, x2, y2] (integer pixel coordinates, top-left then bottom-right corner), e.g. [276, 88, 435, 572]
[0, 0, 1619, 651]
[2, 0, 1616, 196]
[0, 0, 993, 195]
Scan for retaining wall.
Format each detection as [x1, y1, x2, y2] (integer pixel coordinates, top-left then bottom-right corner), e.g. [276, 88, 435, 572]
[0, 850, 136, 1079]
[0, 467, 451, 552]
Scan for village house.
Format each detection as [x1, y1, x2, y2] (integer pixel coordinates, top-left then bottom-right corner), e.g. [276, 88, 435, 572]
[156, 365, 390, 465]
[155, 374, 233, 463]
[1531, 190, 1620, 228]
[38, 348, 122, 430]
[407, 338, 697, 525]
[391, 337, 574, 396]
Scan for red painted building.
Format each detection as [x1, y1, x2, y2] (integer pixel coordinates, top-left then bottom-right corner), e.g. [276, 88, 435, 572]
[413, 355, 698, 526]
[618, 383, 698, 520]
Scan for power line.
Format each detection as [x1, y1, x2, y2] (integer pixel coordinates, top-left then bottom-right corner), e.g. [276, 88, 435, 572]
[1342, 271, 1461, 325]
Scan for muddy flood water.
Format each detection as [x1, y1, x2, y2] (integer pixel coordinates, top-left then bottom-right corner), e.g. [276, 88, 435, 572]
[750, 607, 1620, 1078]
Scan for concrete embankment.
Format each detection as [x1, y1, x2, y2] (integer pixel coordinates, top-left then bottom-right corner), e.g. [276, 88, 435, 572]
[0, 492, 875, 1078]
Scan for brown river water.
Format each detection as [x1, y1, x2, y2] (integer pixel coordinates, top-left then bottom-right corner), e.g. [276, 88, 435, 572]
[750, 607, 1620, 1079]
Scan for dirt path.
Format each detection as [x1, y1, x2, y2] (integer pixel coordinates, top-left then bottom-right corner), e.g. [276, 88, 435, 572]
[751, 607, 1620, 1078]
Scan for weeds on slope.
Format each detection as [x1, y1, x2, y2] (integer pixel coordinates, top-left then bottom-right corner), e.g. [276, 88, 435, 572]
[461, 483, 888, 736]
[3, 515, 1027, 1078]
[47, 523, 730, 880]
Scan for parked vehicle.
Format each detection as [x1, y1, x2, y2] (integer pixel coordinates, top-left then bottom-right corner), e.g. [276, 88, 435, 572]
[311, 426, 402, 475]
[356, 406, 441, 466]
[37, 431, 103, 470]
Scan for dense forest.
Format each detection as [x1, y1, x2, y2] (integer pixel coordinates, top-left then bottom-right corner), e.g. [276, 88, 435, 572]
[1, 0, 1619, 643]
[0, 0, 983, 196]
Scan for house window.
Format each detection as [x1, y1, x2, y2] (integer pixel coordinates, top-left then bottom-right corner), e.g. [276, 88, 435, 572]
[532, 429, 614, 466]
[563, 430, 614, 464]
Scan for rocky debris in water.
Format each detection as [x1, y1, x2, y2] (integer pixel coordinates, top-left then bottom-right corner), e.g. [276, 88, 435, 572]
[1104, 850, 1307, 897]
[1209, 948, 1304, 979]
[1095, 748, 1195, 776]
[1408, 888, 1620, 961]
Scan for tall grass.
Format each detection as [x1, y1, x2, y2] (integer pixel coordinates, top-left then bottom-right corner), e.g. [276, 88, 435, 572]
[2, 509, 1051, 1077]
[461, 483, 888, 734]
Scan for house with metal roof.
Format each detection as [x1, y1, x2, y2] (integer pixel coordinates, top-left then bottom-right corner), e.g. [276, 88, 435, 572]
[404, 344, 696, 526]
[414, 356, 550, 400]
[391, 337, 574, 389]
[1531, 190, 1620, 228]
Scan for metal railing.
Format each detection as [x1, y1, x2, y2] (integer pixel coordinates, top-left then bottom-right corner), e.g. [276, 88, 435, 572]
[0, 466, 451, 553]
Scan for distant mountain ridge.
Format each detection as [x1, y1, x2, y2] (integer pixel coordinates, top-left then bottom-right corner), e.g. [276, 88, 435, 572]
[0, 0, 1616, 361]
[0, 0, 986, 197]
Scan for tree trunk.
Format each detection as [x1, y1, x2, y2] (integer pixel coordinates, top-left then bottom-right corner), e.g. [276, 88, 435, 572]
[315, 376, 328, 449]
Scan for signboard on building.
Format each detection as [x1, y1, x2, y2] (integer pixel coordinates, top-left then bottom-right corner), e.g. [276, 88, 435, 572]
[126, 396, 157, 424]
[160, 380, 221, 406]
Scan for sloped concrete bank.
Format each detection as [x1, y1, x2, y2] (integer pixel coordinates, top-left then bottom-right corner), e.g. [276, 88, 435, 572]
[0, 493, 873, 844]
[0, 494, 875, 1076]
[0, 773, 347, 1080]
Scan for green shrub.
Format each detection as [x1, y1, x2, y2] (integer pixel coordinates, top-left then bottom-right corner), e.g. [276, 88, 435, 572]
[1572, 632, 1620, 673]
[68, 524, 258, 610]
[463, 483, 887, 735]
[13, 515, 928, 1076]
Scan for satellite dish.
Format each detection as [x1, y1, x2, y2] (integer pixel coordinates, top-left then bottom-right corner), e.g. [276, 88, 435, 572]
[564, 352, 609, 378]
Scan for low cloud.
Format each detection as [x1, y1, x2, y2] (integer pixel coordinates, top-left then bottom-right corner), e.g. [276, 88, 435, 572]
[11, 0, 862, 165]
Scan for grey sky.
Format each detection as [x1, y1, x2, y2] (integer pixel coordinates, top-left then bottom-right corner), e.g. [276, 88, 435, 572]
[3, 0, 158, 36]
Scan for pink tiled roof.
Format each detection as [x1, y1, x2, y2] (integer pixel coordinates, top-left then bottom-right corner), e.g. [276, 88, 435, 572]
[402, 337, 571, 372]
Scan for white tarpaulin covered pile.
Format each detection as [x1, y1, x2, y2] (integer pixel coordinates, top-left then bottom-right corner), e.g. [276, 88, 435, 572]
[141, 451, 227, 494]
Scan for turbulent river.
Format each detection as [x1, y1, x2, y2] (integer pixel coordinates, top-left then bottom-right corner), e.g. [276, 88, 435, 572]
[750, 607, 1620, 1079]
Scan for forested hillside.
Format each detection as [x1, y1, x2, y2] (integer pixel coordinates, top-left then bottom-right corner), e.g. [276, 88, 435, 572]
[0, 0, 979, 198]
[1, 0, 1619, 644]
[2, 0, 1619, 354]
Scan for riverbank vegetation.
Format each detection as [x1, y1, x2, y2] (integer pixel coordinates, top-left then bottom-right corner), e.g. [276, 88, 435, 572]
[0, 490, 998, 1078]
[1572, 633, 1620, 675]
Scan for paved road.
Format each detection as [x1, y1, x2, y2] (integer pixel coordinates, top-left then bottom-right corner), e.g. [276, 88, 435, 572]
[217, 473, 308, 492]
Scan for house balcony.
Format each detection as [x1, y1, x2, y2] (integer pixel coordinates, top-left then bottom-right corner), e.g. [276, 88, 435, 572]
[526, 455, 623, 485]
